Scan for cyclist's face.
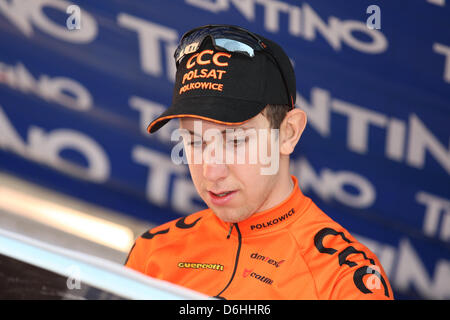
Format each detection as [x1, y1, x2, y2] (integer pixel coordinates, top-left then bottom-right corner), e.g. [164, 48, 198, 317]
[179, 113, 284, 223]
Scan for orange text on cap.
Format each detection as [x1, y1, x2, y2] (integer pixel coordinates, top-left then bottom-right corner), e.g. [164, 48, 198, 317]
[186, 50, 232, 69]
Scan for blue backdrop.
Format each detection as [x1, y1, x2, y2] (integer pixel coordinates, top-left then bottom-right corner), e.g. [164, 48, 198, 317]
[0, 0, 449, 299]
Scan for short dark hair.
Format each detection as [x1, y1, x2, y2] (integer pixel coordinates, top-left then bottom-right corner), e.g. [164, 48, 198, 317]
[261, 104, 291, 129]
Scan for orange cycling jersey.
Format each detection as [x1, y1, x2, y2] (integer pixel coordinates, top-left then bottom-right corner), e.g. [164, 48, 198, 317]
[125, 176, 394, 300]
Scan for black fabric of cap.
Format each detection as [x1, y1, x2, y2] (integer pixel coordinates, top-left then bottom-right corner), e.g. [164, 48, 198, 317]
[147, 28, 296, 133]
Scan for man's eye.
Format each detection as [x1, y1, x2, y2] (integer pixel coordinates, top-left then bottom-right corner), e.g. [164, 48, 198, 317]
[189, 139, 204, 148]
[227, 137, 246, 146]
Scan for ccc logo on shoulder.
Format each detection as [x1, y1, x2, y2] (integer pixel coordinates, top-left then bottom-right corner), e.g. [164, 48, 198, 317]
[141, 216, 201, 239]
[314, 227, 390, 298]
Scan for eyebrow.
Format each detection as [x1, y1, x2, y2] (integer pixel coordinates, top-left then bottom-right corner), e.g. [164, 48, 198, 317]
[186, 126, 255, 137]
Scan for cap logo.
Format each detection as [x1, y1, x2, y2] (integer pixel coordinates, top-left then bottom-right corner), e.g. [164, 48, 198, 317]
[186, 50, 231, 69]
[179, 49, 231, 95]
[177, 41, 200, 61]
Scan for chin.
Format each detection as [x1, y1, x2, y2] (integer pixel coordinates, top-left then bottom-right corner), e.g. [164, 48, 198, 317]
[212, 209, 236, 223]
[212, 206, 251, 224]
[216, 215, 238, 224]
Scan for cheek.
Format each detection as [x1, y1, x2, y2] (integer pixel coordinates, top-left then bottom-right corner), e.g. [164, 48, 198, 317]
[187, 164, 204, 190]
[231, 166, 267, 199]
[246, 172, 277, 202]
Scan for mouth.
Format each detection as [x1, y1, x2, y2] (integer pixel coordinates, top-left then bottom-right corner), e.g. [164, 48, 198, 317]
[210, 191, 234, 197]
[208, 190, 237, 205]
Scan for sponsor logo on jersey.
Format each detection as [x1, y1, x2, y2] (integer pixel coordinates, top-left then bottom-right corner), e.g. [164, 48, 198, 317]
[178, 262, 224, 271]
[250, 208, 295, 231]
[250, 252, 285, 268]
[242, 268, 273, 285]
[314, 227, 390, 298]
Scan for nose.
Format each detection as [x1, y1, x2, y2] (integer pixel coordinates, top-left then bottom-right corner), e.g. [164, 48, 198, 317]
[202, 144, 228, 181]
[203, 161, 228, 181]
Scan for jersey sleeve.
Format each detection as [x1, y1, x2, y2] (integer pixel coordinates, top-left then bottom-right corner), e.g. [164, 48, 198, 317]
[328, 247, 394, 300]
[124, 233, 154, 274]
[306, 225, 394, 300]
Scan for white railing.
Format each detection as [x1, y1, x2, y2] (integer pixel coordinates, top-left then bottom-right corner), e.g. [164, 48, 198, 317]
[0, 228, 210, 300]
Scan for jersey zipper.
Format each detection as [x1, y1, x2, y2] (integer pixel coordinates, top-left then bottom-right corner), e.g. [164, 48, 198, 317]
[215, 223, 242, 298]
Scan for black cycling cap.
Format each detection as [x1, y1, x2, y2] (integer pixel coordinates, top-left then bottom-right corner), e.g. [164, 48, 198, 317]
[147, 24, 296, 133]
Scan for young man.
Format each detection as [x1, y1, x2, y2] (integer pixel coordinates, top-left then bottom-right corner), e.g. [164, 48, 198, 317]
[125, 25, 393, 300]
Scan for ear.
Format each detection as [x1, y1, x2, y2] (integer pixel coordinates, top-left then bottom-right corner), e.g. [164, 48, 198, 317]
[279, 108, 307, 155]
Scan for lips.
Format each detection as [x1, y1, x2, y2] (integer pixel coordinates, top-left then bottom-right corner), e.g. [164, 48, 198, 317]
[211, 191, 233, 197]
[208, 190, 237, 206]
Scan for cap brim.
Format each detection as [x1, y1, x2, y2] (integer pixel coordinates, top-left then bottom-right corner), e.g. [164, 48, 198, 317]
[147, 96, 266, 133]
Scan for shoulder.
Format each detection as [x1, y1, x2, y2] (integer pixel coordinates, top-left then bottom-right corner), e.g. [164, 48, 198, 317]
[125, 209, 212, 271]
[290, 200, 394, 299]
[140, 209, 211, 245]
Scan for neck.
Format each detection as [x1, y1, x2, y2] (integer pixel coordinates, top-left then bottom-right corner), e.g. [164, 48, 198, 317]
[254, 162, 294, 214]
[227, 175, 309, 237]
